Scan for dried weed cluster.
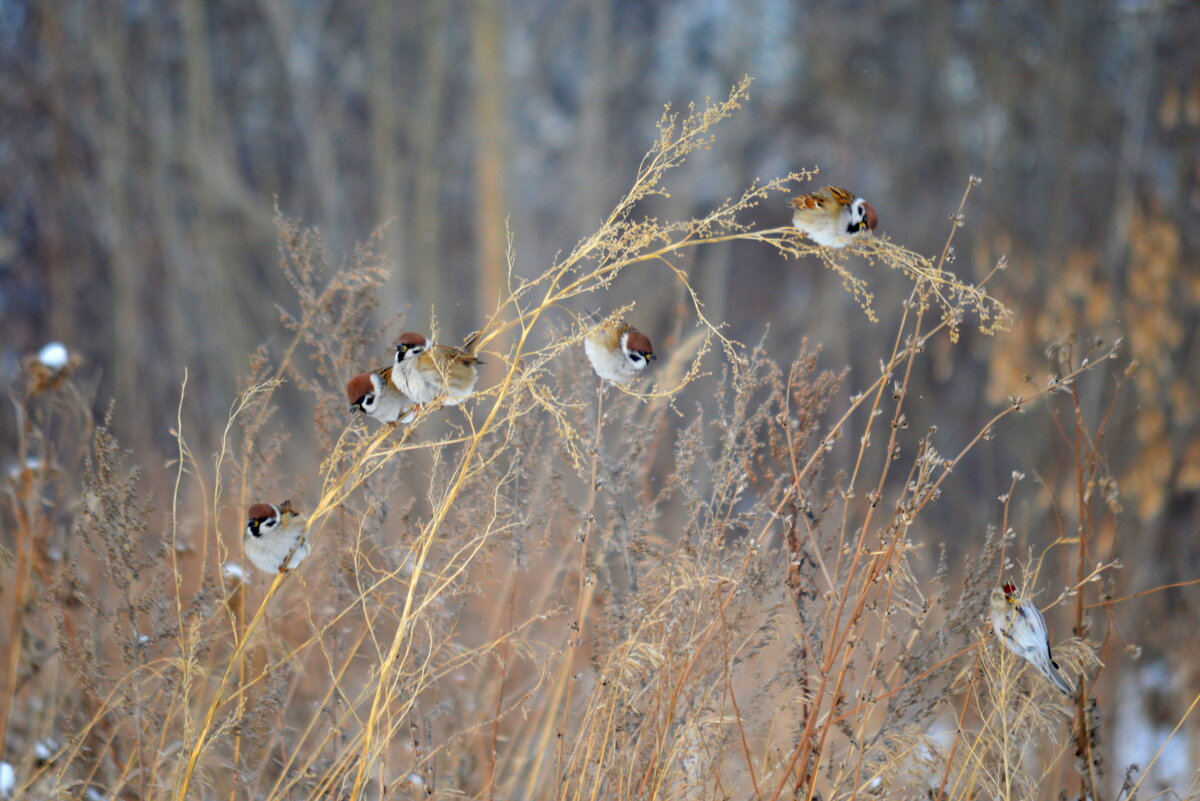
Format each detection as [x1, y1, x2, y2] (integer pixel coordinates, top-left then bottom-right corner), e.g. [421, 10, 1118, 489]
[0, 81, 1147, 801]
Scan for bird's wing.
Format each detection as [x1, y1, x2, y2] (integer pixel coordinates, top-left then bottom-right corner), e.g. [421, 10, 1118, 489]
[790, 192, 826, 211]
[435, 344, 482, 366]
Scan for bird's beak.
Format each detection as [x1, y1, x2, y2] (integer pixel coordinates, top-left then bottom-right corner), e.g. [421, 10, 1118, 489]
[648, 353, 658, 361]
[349, 404, 360, 413]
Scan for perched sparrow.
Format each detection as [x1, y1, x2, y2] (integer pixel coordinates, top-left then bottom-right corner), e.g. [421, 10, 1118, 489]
[347, 367, 418, 425]
[584, 319, 656, 384]
[989, 583, 1074, 696]
[244, 500, 310, 574]
[390, 332, 483, 406]
[789, 186, 878, 248]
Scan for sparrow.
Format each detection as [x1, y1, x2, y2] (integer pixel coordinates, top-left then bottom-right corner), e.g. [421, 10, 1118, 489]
[390, 332, 483, 406]
[244, 500, 310, 574]
[584, 318, 656, 385]
[347, 367, 418, 425]
[989, 583, 1074, 696]
[789, 186, 878, 248]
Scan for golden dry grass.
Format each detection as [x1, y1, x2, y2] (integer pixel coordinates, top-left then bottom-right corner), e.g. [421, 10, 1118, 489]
[1, 79, 1193, 801]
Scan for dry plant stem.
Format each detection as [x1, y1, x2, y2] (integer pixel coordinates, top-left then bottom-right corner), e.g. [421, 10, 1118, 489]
[771, 181, 974, 801]
[778, 282, 925, 801]
[262, 616, 378, 800]
[556, 382, 605, 799]
[174, 570, 290, 800]
[335, 489, 519, 787]
[845, 556, 908, 801]
[167, 370, 193, 785]
[213, 514, 536, 732]
[348, 304, 556, 800]
[998, 648, 1015, 800]
[707, 264, 1017, 797]
[932, 679, 977, 801]
[26, 664, 150, 795]
[487, 586, 516, 801]
[0, 406, 37, 758]
[647, 611, 733, 801]
[995, 473, 1021, 584]
[1056, 342, 1128, 796]
[1067, 376, 1098, 799]
[1124, 689, 1200, 801]
[172, 379, 275, 801]
[238, 282, 333, 505]
[906, 342, 1118, 528]
[782, 361, 834, 590]
[0, 519, 30, 754]
[718, 602, 761, 799]
[168, 370, 191, 801]
[1088, 577, 1200, 607]
[947, 697, 1001, 801]
[477, 228, 857, 364]
[766, 237, 1013, 549]
[623, 583, 743, 801]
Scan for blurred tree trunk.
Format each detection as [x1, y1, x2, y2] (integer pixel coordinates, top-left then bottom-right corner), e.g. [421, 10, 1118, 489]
[470, 0, 507, 357]
[39, 7, 74, 345]
[259, 0, 338, 238]
[413, 0, 449, 324]
[370, 0, 406, 305]
[95, 0, 143, 450]
[179, 0, 244, 429]
[576, 1, 612, 229]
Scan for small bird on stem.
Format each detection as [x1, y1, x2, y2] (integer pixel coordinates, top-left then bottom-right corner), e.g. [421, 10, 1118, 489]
[989, 582, 1074, 696]
[584, 318, 656, 385]
[789, 186, 878, 248]
[347, 368, 417, 425]
[244, 500, 310, 574]
[390, 332, 483, 407]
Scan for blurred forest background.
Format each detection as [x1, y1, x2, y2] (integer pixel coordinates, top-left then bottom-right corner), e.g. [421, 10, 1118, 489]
[2, 0, 1200, 796]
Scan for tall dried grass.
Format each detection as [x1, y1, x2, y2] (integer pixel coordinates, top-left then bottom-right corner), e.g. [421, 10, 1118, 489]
[1, 79, 1187, 801]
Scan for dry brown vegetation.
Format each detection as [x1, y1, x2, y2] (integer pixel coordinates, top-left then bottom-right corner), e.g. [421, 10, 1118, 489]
[1, 81, 1195, 801]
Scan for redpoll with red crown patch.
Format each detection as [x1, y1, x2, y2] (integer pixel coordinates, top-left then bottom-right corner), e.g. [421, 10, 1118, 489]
[989, 583, 1074, 696]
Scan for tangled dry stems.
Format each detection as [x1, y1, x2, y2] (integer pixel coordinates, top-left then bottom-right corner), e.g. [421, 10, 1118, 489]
[1, 78, 1174, 801]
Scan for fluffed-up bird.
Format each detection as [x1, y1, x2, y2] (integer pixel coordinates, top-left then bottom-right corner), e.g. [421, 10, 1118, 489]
[390, 332, 482, 406]
[244, 500, 310, 574]
[584, 318, 656, 385]
[347, 368, 417, 425]
[789, 186, 878, 248]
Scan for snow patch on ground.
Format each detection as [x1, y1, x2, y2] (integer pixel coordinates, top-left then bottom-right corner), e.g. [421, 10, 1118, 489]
[1114, 660, 1192, 793]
